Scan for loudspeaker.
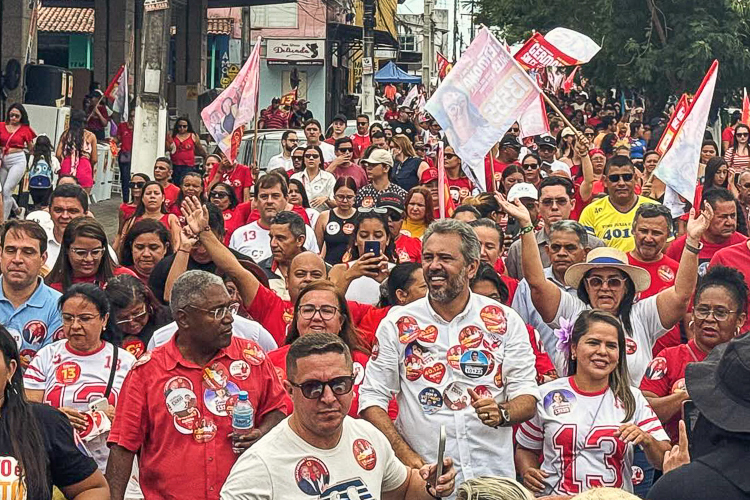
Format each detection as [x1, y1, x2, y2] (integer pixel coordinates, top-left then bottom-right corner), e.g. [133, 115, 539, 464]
[24, 65, 72, 107]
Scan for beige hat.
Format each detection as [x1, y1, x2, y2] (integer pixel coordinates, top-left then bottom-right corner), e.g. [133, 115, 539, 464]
[564, 247, 651, 292]
[561, 127, 576, 138]
[360, 149, 394, 167]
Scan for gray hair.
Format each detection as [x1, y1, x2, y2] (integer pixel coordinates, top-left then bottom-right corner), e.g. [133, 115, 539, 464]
[457, 477, 534, 500]
[423, 218, 480, 264]
[170, 270, 225, 317]
[549, 220, 589, 247]
[271, 210, 307, 240]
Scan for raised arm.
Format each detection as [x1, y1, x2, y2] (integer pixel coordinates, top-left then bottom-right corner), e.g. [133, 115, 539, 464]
[576, 133, 595, 202]
[163, 227, 195, 303]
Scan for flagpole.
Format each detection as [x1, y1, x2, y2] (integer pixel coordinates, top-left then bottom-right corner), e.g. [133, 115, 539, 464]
[541, 92, 578, 133]
[251, 89, 261, 180]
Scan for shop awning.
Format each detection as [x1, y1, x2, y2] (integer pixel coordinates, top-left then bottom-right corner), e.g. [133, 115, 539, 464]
[374, 61, 420, 83]
[327, 22, 399, 50]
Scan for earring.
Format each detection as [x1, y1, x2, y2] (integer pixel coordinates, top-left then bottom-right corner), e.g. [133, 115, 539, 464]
[688, 320, 695, 330]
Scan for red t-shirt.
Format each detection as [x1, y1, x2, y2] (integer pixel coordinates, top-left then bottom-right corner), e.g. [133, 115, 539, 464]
[447, 177, 474, 205]
[208, 164, 253, 201]
[222, 202, 253, 245]
[395, 234, 422, 263]
[48, 266, 138, 292]
[171, 135, 196, 166]
[627, 253, 679, 299]
[164, 183, 181, 210]
[117, 122, 133, 152]
[120, 203, 136, 221]
[722, 125, 735, 145]
[358, 306, 390, 349]
[0, 123, 36, 151]
[666, 232, 747, 273]
[639, 340, 706, 442]
[709, 240, 750, 330]
[350, 133, 371, 159]
[484, 155, 510, 192]
[108, 336, 288, 500]
[501, 275, 519, 305]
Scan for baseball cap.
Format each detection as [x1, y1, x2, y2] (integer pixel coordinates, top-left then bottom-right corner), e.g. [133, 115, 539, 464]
[561, 127, 576, 138]
[420, 168, 439, 184]
[537, 136, 557, 149]
[377, 192, 405, 213]
[332, 114, 347, 124]
[499, 134, 522, 150]
[361, 149, 394, 167]
[507, 182, 538, 202]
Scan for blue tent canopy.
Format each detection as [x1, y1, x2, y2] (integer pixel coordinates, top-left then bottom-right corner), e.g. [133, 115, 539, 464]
[374, 62, 421, 84]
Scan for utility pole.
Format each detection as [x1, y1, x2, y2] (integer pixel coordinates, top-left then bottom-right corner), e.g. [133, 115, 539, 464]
[131, 1, 172, 176]
[361, 0, 376, 120]
[452, 0, 458, 60]
[242, 6, 251, 60]
[422, 0, 434, 93]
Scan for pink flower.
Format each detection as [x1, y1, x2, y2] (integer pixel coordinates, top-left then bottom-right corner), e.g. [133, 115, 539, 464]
[554, 317, 574, 353]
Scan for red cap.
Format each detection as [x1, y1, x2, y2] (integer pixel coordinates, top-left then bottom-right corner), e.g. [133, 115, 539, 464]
[589, 148, 605, 157]
[420, 168, 439, 184]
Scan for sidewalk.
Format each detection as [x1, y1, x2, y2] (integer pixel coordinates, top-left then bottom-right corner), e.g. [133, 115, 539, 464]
[90, 196, 123, 243]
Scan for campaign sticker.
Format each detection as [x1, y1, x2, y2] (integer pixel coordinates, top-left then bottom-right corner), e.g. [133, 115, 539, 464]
[671, 378, 686, 394]
[483, 330, 504, 350]
[19, 349, 35, 367]
[482, 350, 496, 373]
[122, 338, 146, 359]
[423, 363, 447, 384]
[371, 339, 380, 361]
[397, 316, 421, 344]
[55, 361, 81, 385]
[22, 320, 47, 345]
[494, 364, 504, 388]
[474, 385, 493, 399]
[459, 326, 484, 348]
[326, 221, 341, 235]
[404, 355, 423, 381]
[353, 361, 366, 385]
[343, 222, 355, 235]
[193, 417, 218, 443]
[480, 305, 507, 336]
[243, 342, 266, 365]
[418, 387, 444, 414]
[164, 376, 194, 397]
[202, 361, 229, 390]
[167, 388, 200, 434]
[295, 457, 330, 496]
[418, 325, 439, 343]
[204, 381, 241, 417]
[459, 350, 491, 379]
[53, 326, 66, 342]
[632, 465, 645, 485]
[132, 351, 152, 368]
[405, 341, 434, 365]
[625, 337, 638, 355]
[446, 344, 467, 370]
[353, 439, 377, 470]
[658, 265, 675, 283]
[230, 360, 252, 380]
[443, 382, 470, 411]
[543, 389, 577, 416]
[645, 357, 667, 380]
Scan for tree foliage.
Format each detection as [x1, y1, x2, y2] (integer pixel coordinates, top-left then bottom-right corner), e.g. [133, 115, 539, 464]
[475, 0, 750, 110]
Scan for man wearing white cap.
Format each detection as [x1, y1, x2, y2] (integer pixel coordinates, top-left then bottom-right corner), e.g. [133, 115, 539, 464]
[505, 182, 539, 239]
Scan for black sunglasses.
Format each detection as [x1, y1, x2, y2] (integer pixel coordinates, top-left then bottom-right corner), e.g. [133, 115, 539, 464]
[338, 148, 353, 153]
[292, 156, 304, 161]
[289, 375, 355, 399]
[523, 163, 539, 170]
[444, 153, 457, 159]
[210, 191, 229, 199]
[129, 181, 146, 189]
[608, 173, 634, 182]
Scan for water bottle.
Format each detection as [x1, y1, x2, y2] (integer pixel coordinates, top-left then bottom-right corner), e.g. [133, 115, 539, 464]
[232, 391, 254, 435]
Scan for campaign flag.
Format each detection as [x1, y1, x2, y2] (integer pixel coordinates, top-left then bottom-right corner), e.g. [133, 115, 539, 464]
[403, 85, 420, 108]
[654, 60, 718, 218]
[743, 88, 749, 125]
[201, 37, 262, 162]
[109, 65, 129, 120]
[562, 66, 579, 94]
[436, 52, 453, 81]
[280, 88, 297, 107]
[655, 93, 690, 156]
[514, 28, 600, 70]
[435, 142, 456, 218]
[518, 94, 549, 138]
[425, 27, 541, 191]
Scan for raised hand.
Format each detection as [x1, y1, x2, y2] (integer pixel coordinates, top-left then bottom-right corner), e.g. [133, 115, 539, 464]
[685, 201, 714, 242]
[495, 193, 532, 227]
[181, 196, 209, 237]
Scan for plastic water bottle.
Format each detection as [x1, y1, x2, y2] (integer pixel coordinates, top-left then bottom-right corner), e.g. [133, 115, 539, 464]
[232, 391, 254, 435]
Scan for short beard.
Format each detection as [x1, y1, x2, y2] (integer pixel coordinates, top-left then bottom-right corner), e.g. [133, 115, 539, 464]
[428, 268, 468, 304]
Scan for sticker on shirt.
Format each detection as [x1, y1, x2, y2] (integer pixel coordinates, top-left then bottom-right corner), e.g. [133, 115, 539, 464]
[0, 457, 23, 496]
[122, 338, 146, 359]
[480, 305, 507, 336]
[474, 384, 493, 399]
[19, 349, 35, 367]
[645, 357, 668, 380]
[204, 381, 241, 417]
[164, 376, 194, 396]
[318, 478, 372, 499]
[361, 196, 375, 208]
[494, 364, 504, 388]
[658, 265, 675, 283]
[459, 350, 491, 379]
[22, 320, 47, 345]
[405, 341, 434, 365]
[371, 339, 380, 361]
[353, 439, 377, 470]
[423, 363, 446, 384]
[397, 316, 421, 344]
[404, 354, 423, 381]
[53, 326, 66, 342]
[459, 326, 484, 348]
[242, 342, 266, 365]
[418, 387, 444, 414]
[165, 387, 200, 434]
[193, 417, 218, 443]
[625, 337, 638, 355]
[283, 307, 294, 324]
[202, 361, 229, 390]
[295, 457, 330, 496]
[632, 465, 645, 485]
[418, 325, 438, 343]
[671, 378, 686, 394]
[342, 222, 355, 235]
[543, 389, 577, 416]
[443, 382, 470, 411]
[326, 221, 341, 235]
[446, 344, 467, 370]
[353, 362, 366, 385]
[230, 359, 251, 380]
[698, 261, 709, 276]
[132, 351, 152, 368]
[55, 361, 81, 385]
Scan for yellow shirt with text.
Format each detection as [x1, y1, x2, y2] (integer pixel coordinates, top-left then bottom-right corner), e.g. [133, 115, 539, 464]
[578, 195, 659, 252]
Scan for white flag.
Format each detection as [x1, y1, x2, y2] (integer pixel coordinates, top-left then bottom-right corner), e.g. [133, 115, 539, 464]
[518, 94, 549, 138]
[112, 65, 129, 121]
[402, 85, 420, 108]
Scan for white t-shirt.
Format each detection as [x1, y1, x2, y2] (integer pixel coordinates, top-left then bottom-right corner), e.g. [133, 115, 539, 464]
[516, 377, 669, 496]
[147, 314, 278, 352]
[318, 142, 337, 163]
[24, 340, 136, 471]
[344, 261, 395, 305]
[228, 220, 320, 263]
[267, 153, 293, 171]
[220, 417, 408, 500]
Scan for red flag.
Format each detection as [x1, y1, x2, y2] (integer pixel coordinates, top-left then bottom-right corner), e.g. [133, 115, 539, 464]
[280, 88, 297, 108]
[104, 65, 126, 100]
[514, 28, 600, 70]
[436, 52, 453, 81]
[656, 93, 690, 156]
[743, 88, 749, 125]
[562, 66, 578, 94]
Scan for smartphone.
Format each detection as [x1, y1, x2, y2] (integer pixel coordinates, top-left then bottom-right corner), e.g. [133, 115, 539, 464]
[681, 399, 699, 457]
[435, 425, 446, 485]
[89, 397, 109, 413]
[364, 240, 381, 257]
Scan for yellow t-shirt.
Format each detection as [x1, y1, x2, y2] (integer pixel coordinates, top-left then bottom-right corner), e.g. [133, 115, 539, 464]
[578, 195, 659, 252]
[400, 218, 426, 239]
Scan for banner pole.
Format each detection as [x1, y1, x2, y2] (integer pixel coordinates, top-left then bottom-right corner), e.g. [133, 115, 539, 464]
[541, 92, 578, 133]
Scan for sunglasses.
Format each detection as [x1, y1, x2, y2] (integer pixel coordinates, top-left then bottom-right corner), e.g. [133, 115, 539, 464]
[177, 124, 188, 129]
[304, 154, 320, 159]
[388, 211, 403, 222]
[292, 156, 304, 161]
[737, 133, 749, 138]
[358, 207, 388, 214]
[510, 127, 520, 133]
[129, 181, 146, 189]
[289, 374, 356, 399]
[585, 276, 625, 289]
[607, 173, 634, 183]
[523, 163, 539, 170]
[540, 197, 569, 207]
[357, 121, 368, 126]
[338, 148, 353, 153]
[210, 191, 229, 199]
[444, 154, 457, 159]
[584, 132, 595, 138]
[8, 113, 21, 119]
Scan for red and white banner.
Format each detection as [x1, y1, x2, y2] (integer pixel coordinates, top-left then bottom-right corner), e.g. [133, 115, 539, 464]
[201, 37, 262, 162]
[280, 88, 297, 107]
[436, 52, 453, 81]
[514, 28, 600, 70]
[655, 93, 690, 156]
[562, 66, 579, 94]
[109, 65, 129, 120]
[518, 94, 549, 138]
[743, 88, 749, 126]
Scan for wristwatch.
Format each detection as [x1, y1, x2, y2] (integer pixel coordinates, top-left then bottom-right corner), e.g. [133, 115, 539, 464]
[498, 407, 512, 427]
[685, 240, 703, 254]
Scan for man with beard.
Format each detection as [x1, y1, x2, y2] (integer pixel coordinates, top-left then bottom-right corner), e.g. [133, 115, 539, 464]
[360, 219, 539, 488]
[267, 131, 299, 171]
[628, 204, 678, 298]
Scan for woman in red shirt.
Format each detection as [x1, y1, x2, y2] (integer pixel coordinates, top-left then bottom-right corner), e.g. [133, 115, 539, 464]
[120, 219, 173, 284]
[115, 113, 135, 202]
[117, 181, 180, 253]
[0, 104, 36, 221]
[208, 182, 252, 244]
[118, 173, 149, 238]
[205, 153, 253, 202]
[168, 171, 206, 225]
[166, 116, 207, 186]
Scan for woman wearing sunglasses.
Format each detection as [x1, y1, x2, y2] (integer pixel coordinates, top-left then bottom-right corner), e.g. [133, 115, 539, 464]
[266, 280, 373, 417]
[724, 123, 750, 182]
[209, 182, 252, 244]
[521, 153, 543, 189]
[116, 181, 181, 254]
[120, 219, 173, 283]
[46, 217, 137, 292]
[0, 104, 36, 221]
[291, 145, 336, 211]
[315, 177, 357, 265]
[444, 145, 475, 205]
[390, 134, 429, 192]
[166, 116, 207, 186]
[118, 174, 149, 235]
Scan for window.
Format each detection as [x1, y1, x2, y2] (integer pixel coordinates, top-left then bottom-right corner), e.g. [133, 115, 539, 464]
[250, 4, 298, 28]
[399, 34, 416, 52]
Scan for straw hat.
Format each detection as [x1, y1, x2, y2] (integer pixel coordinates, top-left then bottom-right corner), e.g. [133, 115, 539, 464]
[564, 247, 651, 292]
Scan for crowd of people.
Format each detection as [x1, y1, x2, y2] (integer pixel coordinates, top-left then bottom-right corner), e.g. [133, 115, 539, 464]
[0, 81, 748, 500]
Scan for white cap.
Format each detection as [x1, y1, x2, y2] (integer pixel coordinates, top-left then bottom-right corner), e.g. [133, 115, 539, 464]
[507, 182, 538, 202]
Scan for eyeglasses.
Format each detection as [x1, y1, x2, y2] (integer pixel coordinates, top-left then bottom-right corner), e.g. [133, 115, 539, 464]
[737, 133, 749, 138]
[335, 194, 355, 202]
[584, 132, 595, 138]
[607, 173, 634, 183]
[585, 276, 625, 289]
[70, 247, 105, 259]
[210, 191, 229, 199]
[358, 207, 388, 214]
[337, 148, 353, 153]
[129, 181, 146, 189]
[304, 154, 320, 159]
[177, 124, 188, 129]
[550, 243, 581, 253]
[523, 163, 539, 170]
[693, 306, 737, 322]
[185, 302, 239, 320]
[444, 154, 457, 159]
[298, 304, 339, 320]
[62, 314, 100, 326]
[115, 307, 149, 325]
[289, 374, 356, 399]
[540, 197, 569, 207]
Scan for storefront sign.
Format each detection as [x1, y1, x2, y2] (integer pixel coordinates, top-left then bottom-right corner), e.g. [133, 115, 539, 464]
[267, 39, 325, 66]
[144, 0, 169, 12]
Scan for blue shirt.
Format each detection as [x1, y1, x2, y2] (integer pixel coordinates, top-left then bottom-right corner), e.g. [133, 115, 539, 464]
[0, 277, 62, 365]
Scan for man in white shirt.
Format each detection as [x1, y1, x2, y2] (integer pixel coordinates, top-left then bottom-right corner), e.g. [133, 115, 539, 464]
[359, 219, 540, 488]
[220, 333, 457, 500]
[267, 130, 299, 171]
[229, 175, 318, 262]
[303, 119, 336, 163]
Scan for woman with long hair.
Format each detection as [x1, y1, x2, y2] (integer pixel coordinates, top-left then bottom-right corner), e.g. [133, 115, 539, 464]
[166, 116, 207, 186]
[0, 326, 108, 499]
[692, 157, 730, 212]
[25, 284, 137, 472]
[46, 217, 137, 292]
[724, 122, 750, 181]
[401, 186, 434, 239]
[315, 176, 357, 265]
[291, 144, 336, 210]
[288, 177, 320, 228]
[699, 139, 719, 181]
[56, 109, 98, 194]
[516, 310, 671, 496]
[521, 152, 543, 188]
[500, 164, 525, 195]
[117, 181, 180, 252]
[444, 145, 475, 205]
[390, 134, 429, 191]
[209, 181, 252, 244]
[120, 218, 173, 283]
[0, 103, 36, 220]
[27, 134, 59, 210]
[118, 173, 150, 235]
